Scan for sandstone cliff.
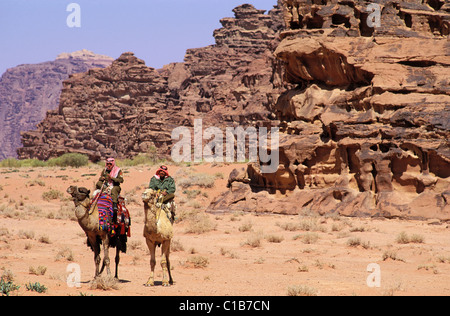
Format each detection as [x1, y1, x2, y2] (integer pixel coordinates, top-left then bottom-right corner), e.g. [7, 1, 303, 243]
[18, 4, 285, 161]
[0, 50, 113, 160]
[209, 0, 450, 221]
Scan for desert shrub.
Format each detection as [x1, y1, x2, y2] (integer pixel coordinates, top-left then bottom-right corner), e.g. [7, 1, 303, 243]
[183, 189, 201, 199]
[277, 222, 299, 231]
[42, 189, 64, 201]
[25, 282, 47, 293]
[29, 266, 47, 276]
[55, 247, 75, 261]
[0, 154, 88, 169]
[347, 237, 361, 247]
[48, 153, 89, 168]
[176, 169, 216, 189]
[119, 153, 162, 167]
[89, 276, 119, 290]
[0, 277, 20, 296]
[0, 158, 21, 168]
[294, 232, 319, 244]
[184, 212, 217, 234]
[287, 285, 318, 296]
[265, 234, 284, 243]
[18, 230, 35, 239]
[382, 250, 405, 262]
[396, 232, 424, 244]
[241, 231, 264, 248]
[238, 221, 253, 232]
[186, 256, 209, 268]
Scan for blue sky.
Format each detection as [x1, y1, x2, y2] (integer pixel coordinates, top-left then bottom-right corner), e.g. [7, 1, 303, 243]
[0, 0, 278, 75]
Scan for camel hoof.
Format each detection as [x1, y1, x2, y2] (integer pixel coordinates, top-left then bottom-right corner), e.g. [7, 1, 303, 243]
[145, 280, 155, 287]
[162, 282, 170, 287]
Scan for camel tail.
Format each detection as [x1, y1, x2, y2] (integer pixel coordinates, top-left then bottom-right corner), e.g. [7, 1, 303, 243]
[86, 235, 127, 253]
[110, 234, 128, 253]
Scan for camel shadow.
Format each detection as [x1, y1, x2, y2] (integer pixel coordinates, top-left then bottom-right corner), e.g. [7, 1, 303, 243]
[143, 280, 175, 287]
[80, 278, 131, 284]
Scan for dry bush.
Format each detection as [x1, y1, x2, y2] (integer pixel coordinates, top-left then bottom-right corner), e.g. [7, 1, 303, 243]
[265, 234, 284, 243]
[239, 221, 253, 232]
[183, 212, 217, 234]
[42, 189, 64, 201]
[382, 250, 405, 262]
[29, 266, 47, 276]
[396, 232, 424, 244]
[171, 239, 185, 252]
[89, 275, 119, 290]
[55, 247, 75, 262]
[186, 256, 209, 269]
[18, 230, 35, 240]
[287, 285, 318, 296]
[241, 231, 264, 248]
[294, 232, 319, 244]
[276, 222, 299, 231]
[176, 169, 216, 189]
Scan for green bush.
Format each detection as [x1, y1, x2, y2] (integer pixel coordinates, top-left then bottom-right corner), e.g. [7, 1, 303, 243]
[118, 153, 164, 167]
[0, 278, 20, 296]
[25, 282, 47, 293]
[0, 158, 21, 168]
[0, 153, 89, 168]
[47, 153, 89, 168]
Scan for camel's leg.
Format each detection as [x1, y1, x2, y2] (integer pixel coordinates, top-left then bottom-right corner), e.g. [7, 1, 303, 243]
[167, 240, 173, 285]
[114, 246, 120, 280]
[145, 239, 156, 287]
[99, 236, 111, 276]
[89, 235, 101, 278]
[161, 240, 172, 287]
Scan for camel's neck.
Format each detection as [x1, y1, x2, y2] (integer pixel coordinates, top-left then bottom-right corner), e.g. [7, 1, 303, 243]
[144, 202, 153, 220]
[75, 198, 91, 221]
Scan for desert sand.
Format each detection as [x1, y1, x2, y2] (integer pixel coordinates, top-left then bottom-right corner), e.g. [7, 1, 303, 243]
[1, 163, 449, 296]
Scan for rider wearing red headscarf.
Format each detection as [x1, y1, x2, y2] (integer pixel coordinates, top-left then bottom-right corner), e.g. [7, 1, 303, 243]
[149, 165, 176, 221]
[96, 157, 124, 211]
[149, 165, 175, 196]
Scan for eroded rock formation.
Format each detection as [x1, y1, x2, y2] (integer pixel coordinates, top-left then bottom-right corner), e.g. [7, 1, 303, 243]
[18, 4, 285, 161]
[209, 0, 450, 220]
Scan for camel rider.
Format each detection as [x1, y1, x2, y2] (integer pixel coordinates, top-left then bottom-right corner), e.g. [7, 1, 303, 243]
[149, 165, 176, 220]
[96, 157, 123, 213]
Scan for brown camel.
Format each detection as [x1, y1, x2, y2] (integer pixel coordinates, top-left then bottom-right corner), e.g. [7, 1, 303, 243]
[142, 189, 174, 287]
[67, 186, 126, 279]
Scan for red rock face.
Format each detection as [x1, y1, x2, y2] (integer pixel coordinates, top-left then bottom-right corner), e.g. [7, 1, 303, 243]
[209, 0, 450, 220]
[17, 4, 286, 162]
[0, 50, 113, 160]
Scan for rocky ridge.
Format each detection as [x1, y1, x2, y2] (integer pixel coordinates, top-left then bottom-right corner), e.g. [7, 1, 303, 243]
[209, 0, 450, 221]
[0, 50, 113, 160]
[16, 1, 450, 220]
[18, 4, 285, 161]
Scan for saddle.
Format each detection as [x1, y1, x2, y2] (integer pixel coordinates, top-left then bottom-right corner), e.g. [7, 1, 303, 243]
[142, 189, 177, 223]
[117, 196, 131, 237]
[92, 192, 131, 237]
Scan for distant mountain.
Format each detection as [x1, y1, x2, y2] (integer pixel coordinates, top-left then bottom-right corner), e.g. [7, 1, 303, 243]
[0, 50, 113, 160]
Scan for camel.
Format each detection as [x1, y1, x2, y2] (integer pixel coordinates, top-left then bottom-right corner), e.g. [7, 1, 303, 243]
[142, 189, 174, 287]
[67, 186, 126, 279]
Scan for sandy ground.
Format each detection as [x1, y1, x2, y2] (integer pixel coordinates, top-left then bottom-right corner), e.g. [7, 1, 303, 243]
[1, 162, 450, 296]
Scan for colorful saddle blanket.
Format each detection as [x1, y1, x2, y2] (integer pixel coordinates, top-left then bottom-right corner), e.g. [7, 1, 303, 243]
[91, 193, 131, 237]
[97, 193, 114, 233]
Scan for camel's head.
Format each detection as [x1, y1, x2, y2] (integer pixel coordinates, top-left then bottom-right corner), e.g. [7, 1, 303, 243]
[67, 186, 91, 203]
[141, 188, 156, 203]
